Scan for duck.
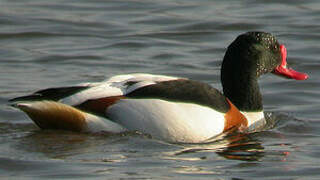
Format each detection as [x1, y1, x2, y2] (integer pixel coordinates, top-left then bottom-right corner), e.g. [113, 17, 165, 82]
[9, 32, 308, 143]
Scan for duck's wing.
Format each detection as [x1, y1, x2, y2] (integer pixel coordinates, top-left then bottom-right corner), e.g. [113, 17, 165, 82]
[9, 73, 179, 105]
[56, 73, 230, 117]
[60, 73, 181, 106]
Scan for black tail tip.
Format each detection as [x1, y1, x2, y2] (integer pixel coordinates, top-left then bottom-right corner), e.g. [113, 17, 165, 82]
[8, 94, 42, 103]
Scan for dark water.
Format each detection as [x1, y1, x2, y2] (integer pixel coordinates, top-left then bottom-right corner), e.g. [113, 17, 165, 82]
[1, 0, 320, 179]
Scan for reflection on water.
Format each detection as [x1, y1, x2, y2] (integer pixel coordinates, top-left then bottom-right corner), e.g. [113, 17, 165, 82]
[170, 132, 265, 162]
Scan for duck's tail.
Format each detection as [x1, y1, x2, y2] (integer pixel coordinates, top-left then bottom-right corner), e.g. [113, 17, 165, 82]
[11, 101, 126, 133]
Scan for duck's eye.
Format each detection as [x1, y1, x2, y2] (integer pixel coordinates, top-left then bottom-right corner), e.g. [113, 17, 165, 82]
[272, 44, 279, 52]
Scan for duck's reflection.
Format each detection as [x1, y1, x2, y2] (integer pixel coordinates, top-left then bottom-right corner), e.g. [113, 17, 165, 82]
[215, 133, 265, 161]
[171, 132, 265, 161]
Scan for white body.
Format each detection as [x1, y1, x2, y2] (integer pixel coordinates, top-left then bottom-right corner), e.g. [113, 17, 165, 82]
[107, 99, 225, 143]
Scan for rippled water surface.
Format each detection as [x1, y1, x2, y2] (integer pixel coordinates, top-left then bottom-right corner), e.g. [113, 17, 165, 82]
[1, 0, 320, 179]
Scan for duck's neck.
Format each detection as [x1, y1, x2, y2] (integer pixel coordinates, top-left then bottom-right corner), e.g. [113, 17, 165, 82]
[221, 71, 263, 113]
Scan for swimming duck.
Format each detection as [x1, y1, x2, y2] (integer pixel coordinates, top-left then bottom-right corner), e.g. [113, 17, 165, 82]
[10, 32, 308, 143]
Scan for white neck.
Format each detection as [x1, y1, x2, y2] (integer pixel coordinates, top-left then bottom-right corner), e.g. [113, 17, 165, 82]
[241, 111, 266, 131]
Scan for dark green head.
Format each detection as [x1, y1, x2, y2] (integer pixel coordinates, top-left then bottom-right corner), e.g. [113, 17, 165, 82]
[221, 32, 308, 112]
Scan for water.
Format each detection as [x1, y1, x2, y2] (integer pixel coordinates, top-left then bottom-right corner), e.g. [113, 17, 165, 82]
[1, 0, 320, 179]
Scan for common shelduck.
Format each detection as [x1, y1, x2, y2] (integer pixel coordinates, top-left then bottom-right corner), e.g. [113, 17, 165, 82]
[10, 32, 308, 143]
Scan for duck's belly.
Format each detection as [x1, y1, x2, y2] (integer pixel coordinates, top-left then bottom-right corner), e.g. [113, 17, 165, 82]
[106, 99, 225, 143]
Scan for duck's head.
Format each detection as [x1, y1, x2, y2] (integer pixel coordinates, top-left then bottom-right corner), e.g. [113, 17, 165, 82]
[221, 32, 308, 112]
[222, 31, 308, 81]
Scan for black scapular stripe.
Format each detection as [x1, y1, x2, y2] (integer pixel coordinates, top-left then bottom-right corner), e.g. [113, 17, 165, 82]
[9, 86, 89, 102]
[126, 79, 230, 113]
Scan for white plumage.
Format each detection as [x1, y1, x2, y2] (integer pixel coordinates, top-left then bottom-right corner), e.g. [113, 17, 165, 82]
[107, 99, 225, 143]
[60, 73, 180, 106]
